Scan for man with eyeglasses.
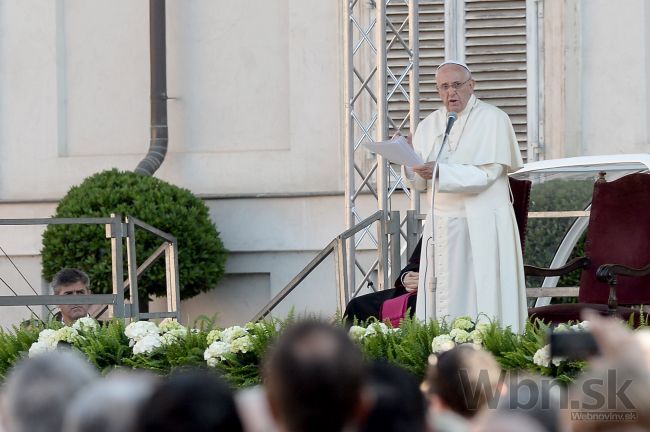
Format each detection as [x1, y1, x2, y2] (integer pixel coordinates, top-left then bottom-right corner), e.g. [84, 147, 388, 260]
[404, 60, 527, 333]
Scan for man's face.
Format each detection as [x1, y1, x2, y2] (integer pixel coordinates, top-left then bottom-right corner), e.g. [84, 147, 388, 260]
[56, 281, 90, 325]
[436, 64, 475, 113]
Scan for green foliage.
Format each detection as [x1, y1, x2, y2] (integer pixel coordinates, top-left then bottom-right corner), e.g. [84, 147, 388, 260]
[524, 179, 593, 303]
[0, 324, 41, 380]
[5, 314, 639, 388]
[41, 169, 227, 301]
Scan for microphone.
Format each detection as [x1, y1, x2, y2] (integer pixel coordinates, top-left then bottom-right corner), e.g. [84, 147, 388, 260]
[444, 112, 457, 136]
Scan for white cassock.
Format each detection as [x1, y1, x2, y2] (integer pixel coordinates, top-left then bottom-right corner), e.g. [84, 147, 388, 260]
[405, 94, 527, 333]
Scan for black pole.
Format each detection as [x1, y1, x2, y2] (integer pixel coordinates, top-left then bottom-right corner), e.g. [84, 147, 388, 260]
[135, 0, 168, 175]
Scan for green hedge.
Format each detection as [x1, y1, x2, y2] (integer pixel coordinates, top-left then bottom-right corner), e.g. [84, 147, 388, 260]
[41, 169, 227, 301]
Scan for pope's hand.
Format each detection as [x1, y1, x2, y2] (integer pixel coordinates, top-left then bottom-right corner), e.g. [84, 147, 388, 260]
[413, 162, 435, 180]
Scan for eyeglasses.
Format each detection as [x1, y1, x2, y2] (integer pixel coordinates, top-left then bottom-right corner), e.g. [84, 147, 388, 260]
[436, 78, 471, 93]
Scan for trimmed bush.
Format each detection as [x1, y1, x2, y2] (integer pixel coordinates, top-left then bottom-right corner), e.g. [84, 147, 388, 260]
[41, 169, 227, 301]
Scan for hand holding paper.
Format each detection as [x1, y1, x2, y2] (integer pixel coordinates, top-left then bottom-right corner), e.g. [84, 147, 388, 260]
[363, 136, 423, 167]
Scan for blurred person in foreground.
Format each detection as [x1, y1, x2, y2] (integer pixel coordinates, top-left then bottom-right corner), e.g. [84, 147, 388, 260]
[1, 350, 98, 432]
[63, 370, 157, 432]
[424, 345, 503, 432]
[263, 320, 368, 432]
[134, 368, 243, 432]
[564, 310, 650, 432]
[358, 360, 427, 432]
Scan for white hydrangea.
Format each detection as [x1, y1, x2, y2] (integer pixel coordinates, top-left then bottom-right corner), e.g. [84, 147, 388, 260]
[552, 355, 566, 367]
[431, 334, 456, 353]
[220, 326, 248, 343]
[56, 326, 80, 344]
[72, 317, 99, 333]
[38, 329, 60, 348]
[554, 323, 572, 333]
[160, 332, 181, 346]
[245, 322, 266, 333]
[364, 322, 390, 338]
[449, 328, 470, 343]
[533, 344, 551, 367]
[28, 326, 82, 358]
[28, 341, 53, 358]
[475, 322, 491, 335]
[132, 334, 163, 355]
[468, 329, 484, 345]
[125, 321, 160, 343]
[204, 341, 231, 366]
[158, 319, 186, 335]
[348, 325, 366, 341]
[230, 335, 253, 354]
[206, 329, 222, 345]
[452, 317, 474, 331]
[571, 321, 590, 332]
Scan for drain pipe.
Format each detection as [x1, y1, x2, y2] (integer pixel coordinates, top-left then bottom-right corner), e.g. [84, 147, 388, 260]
[135, 0, 168, 175]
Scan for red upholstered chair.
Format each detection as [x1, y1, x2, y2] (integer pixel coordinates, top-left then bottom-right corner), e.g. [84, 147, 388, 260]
[527, 172, 650, 326]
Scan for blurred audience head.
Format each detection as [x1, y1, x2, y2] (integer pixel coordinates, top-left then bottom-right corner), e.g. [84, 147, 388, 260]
[569, 364, 650, 432]
[359, 360, 426, 432]
[134, 368, 242, 432]
[63, 370, 157, 432]
[263, 320, 366, 432]
[495, 373, 564, 432]
[136, 369, 242, 432]
[425, 345, 503, 419]
[2, 350, 98, 432]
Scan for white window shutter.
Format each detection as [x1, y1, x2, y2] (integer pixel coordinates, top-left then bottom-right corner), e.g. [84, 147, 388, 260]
[463, 0, 529, 160]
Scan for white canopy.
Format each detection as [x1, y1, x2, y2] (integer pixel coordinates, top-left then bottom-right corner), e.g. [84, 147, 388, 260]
[510, 154, 650, 182]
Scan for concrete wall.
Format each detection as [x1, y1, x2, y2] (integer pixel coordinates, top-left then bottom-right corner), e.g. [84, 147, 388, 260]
[0, 0, 352, 328]
[544, 0, 650, 158]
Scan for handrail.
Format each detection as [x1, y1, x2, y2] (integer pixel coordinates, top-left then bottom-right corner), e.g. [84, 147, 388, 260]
[252, 211, 384, 321]
[0, 215, 180, 323]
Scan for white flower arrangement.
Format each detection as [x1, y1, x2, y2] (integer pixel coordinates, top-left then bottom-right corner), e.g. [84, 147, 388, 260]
[28, 327, 80, 358]
[533, 344, 551, 367]
[220, 326, 248, 343]
[204, 341, 231, 367]
[449, 328, 470, 343]
[431, 334, 456, 353]
[451, 316, 474, 331]
[132, 333, 163, 355]
[532, 320, 590, 368]
[72, 317, 99, 333]
[203, 325, 255, 367]
[158, 318, 187, 335]
[125, 321, 160, 346]
[348, 325, 366, 341]
[124, 319, 189, 352]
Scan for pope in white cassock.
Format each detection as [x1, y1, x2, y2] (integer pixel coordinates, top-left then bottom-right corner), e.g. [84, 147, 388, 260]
[404, 60, 527, 333]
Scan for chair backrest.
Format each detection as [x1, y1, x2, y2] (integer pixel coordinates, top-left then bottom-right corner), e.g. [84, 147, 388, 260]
[509, 177, 532, 254]
[579, 172, 650, 305]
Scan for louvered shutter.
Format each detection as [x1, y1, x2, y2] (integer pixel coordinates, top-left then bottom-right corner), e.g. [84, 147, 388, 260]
[386, 0, 445, 137]
[464, 0, 528, 160]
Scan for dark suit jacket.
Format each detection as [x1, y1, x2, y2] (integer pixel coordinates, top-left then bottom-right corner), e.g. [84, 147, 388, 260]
[343, 238, 421, 327]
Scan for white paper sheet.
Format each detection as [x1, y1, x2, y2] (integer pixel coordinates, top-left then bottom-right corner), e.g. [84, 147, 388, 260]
[364, 136, 424, 167]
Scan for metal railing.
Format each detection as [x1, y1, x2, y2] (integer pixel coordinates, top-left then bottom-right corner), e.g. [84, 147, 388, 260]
[252, 209, 424, 321]
[0, 214, 180, 322]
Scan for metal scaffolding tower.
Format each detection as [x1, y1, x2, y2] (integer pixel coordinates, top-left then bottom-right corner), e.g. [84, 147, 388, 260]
[342, 0, 424, 305]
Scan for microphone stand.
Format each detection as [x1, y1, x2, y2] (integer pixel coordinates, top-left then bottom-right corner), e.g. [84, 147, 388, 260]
[425, 113, 456, 322]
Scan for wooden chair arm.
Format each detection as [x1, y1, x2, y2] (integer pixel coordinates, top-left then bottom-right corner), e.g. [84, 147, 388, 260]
[524, 257, 591, 278]
[596, 263, 650, 285]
